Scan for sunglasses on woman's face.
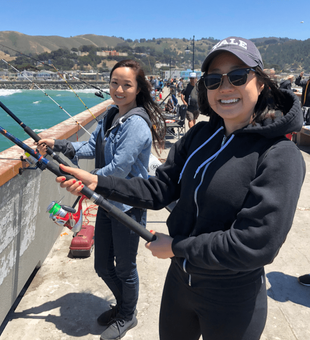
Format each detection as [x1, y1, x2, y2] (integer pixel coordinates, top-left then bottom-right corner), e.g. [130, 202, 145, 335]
[203, 68, 256, 90]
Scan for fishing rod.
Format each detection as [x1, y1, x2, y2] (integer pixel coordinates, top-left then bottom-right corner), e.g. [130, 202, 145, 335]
[0, 97, 108, 226]
[0, 98, 173, 217]
[0, 124, 156, 243]
[1, 59, 92, 136]
[0, 100, 71, 166]
[72, 76, 110, 99]
[0, 43, 99, 122]
[1, 46, 174, 213]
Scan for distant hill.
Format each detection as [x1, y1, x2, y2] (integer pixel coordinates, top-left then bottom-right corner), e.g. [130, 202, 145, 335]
[0, 31, 124, 55]
[1, 31, 310, 72]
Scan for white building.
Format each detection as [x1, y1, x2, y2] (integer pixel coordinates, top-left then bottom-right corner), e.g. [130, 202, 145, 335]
[36, 70, 59, 80]
[163, 69, 202, 80]
[16, 70, 36, 81]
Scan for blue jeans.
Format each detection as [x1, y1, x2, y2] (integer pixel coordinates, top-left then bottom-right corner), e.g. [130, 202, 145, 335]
[94, 207, 146, 320]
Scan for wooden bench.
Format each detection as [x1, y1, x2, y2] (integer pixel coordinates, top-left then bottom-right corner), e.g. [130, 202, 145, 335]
[296, 126, 310, 146]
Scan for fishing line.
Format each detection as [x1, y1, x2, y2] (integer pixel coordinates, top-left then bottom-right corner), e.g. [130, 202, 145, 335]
[49, 63, 99, 122]
[1, 59, 91, 136]
[0, 42, 109, 94]
[72, 76, 110, 95]
[0, 44, 173, 212]
[0, 43, 100, 122]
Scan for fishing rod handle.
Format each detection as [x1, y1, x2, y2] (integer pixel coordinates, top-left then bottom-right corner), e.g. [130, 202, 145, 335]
[21, 126, 70, 166]
[18, 123, 70, 166]
[47, 150, 70, 167]
[0, 100, 70, 166]
[95, 196, 156, 243]
[46, 161, 156, 243]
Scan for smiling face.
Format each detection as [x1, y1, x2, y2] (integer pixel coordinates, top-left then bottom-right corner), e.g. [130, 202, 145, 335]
[207, 52, 264, 135]
[109, 66, 140, 115]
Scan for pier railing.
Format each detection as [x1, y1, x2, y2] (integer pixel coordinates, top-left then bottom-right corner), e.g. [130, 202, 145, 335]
[0, 98, 113, 326]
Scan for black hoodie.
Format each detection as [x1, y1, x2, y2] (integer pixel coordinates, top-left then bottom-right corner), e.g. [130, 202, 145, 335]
[95, 90, 305, 285]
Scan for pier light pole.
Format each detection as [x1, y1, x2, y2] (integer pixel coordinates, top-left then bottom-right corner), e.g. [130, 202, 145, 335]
[185, 35, 195, 72]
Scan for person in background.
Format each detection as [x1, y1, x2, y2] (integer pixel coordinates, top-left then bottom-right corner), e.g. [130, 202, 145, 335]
[264, 68, 278, 84]
[181, 72, 199, 128]
[165, 87, 178, 113]
[156, 78, 164, 92]
[280, 75, 294, 91]
[295, 71, 310, 107]
[280, 75, 300, 140]
[154, 77, 159, 90]
[55, 37, 305, 340]
[158, 79, 164, 99]
[149, 75, 156, 90]
[177, 78, 184, 97]
[150, 86, 156, 101]
[37, 60, 166, 340]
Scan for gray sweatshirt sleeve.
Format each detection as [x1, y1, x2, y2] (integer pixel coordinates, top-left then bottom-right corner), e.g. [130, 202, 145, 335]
[54, 139, 76, 159]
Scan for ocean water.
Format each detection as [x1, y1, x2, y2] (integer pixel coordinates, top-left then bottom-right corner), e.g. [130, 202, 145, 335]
[0, 89, 110, 153]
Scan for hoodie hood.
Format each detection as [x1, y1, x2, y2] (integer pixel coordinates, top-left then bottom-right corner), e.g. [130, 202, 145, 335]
[243, 89, 303, 138]
[211, 89, 303, 139]
[120, 106, 152, 129]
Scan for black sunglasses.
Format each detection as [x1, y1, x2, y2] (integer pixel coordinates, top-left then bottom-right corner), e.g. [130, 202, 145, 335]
[203, 68, 256, 90]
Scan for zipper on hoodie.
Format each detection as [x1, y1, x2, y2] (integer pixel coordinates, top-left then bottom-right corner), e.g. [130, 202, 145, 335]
[194, 159, 215, 217]
[179, 130, 234, 286]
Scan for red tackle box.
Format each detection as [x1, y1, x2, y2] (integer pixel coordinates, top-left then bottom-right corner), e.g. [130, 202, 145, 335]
[70, 224, 95, 257]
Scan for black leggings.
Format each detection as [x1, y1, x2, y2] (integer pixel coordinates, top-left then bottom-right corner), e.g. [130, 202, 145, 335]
[159, 261, 267, 340]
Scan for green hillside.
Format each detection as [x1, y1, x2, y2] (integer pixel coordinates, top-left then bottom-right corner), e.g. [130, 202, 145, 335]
[1, 31, 310, 72]
[0, 31, 124, 55]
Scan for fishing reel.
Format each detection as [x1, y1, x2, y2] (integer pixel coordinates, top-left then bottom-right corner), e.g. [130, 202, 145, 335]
[95, 90, 109, 99]
[95, 91, 105, 99]
[46, 195, 87, 234]
[19, 152, 47, 174]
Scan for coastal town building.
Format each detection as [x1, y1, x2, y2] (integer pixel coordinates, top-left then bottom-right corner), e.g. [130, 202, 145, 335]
[96, 50, 128, 57]
[163, 68, 202, 80]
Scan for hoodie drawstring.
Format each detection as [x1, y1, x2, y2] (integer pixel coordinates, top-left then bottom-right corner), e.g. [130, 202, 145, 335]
[194, 134, 234, 179]
[178, 126, 224, 184]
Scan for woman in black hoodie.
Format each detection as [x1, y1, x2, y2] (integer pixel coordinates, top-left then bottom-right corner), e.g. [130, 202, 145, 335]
[56, 37, 305, 340]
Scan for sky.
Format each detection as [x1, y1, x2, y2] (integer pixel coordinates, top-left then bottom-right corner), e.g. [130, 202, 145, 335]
[1, 0, 310, 42]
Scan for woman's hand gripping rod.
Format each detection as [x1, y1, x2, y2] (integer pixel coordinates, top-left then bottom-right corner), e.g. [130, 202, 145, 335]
[0, 125, 156, 243]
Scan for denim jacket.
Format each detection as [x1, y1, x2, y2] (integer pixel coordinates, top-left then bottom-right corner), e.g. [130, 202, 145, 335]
[57, 106, 152, 212]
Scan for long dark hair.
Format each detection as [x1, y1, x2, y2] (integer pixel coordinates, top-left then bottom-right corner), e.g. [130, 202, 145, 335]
[197, 67, 287, 124]
[110, 60, 166, 153]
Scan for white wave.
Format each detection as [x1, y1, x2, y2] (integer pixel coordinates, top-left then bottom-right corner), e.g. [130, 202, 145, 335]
[63, 88, 110, 94]
[0, 89, 23, 97]
[33, 101, 41, 104]
[64, 88, 96, 93]
[33, 129, 47, 133]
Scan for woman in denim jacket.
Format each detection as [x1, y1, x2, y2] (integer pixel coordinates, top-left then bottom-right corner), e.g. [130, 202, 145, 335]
[37, 60, 165, 340]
